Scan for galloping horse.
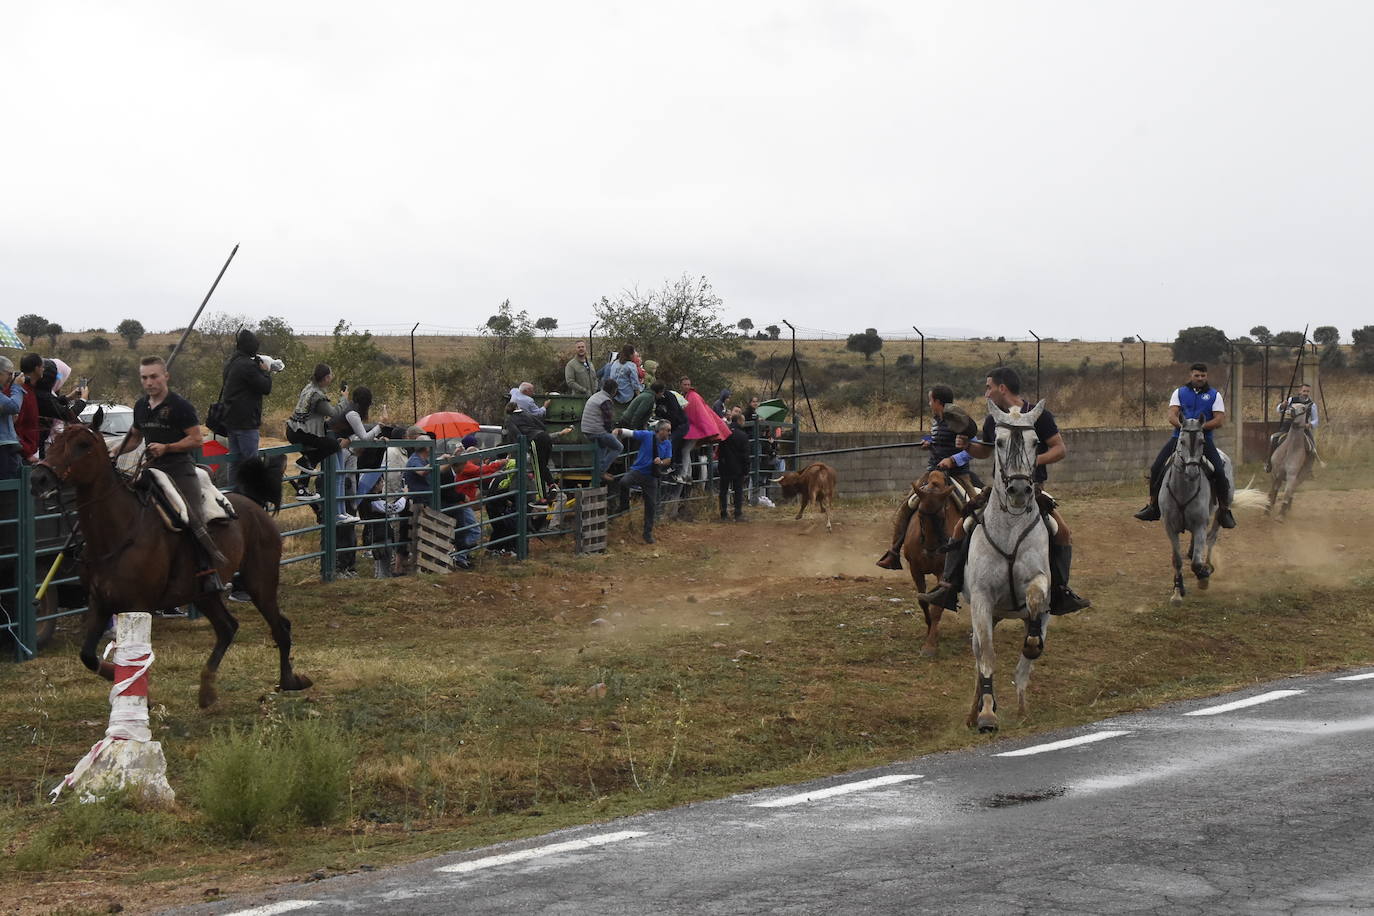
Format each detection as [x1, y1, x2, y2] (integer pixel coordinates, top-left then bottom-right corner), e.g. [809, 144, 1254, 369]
[1267, 401, 1315, 520]
[31, 425, 311, 708]
[1160, 418, 1231, 604]
[964, 400, 1052, 732]
[900, 469, 964, 657]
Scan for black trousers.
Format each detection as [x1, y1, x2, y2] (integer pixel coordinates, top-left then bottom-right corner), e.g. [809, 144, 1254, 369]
[718, 473, 744, 518]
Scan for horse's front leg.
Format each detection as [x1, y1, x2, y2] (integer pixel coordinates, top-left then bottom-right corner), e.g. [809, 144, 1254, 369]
[1167, 530, 1185, 605]
[79, 601, 116, 682]
[969, 601, 998, 732]
[1191, 524, 1212, 589]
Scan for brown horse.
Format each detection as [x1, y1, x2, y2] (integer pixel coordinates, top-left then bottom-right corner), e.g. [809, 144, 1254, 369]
[30, 425, 311, 708]
[901, 469, 964, 657]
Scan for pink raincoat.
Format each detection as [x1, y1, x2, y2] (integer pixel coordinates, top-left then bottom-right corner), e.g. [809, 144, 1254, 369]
[684, 390, 729, 443]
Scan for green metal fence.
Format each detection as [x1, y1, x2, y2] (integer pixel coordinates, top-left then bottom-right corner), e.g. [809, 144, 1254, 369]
[2, 420, 799, 662]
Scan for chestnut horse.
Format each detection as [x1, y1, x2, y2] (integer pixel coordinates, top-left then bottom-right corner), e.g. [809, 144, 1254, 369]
[31, 425, 311, 708]
[901, 470, 964, 657]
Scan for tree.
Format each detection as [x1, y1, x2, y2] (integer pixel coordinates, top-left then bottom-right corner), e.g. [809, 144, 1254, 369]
[16, 314, 47, 347]
[845, 328, 884, 362]
[45, 322, 63, 349]
[87, 336, 111, 351]
[895, 353, 915, 369]
[1230, 335, 1262, 365]
[1249, 325, 1273, 345]
[1121, 335, 1136, 345]
[737, 318, 754, 333]
[116, 318, 145, 350]
[486, 310, 515, 336]
[1273, 330, 1305, 351]
[765, 325, 781, 340]
[1170, 326, 1228, 365]
[1313, 326, 1340, 347]
[1352, 325, 1374, 373]
[534, 316, 559, 337]
[592, 273, 736, 393]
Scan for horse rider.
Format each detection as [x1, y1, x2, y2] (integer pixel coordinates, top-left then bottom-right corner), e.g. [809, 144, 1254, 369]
[1265, 381, 1319, 473]
[917, 367, 1090, 614]
[110, 355, 230, 593]
[875, 385, 979, 570]
[1133, 362, 1236, 528]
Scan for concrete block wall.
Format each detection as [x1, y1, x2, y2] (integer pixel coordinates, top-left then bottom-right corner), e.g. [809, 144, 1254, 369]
[793, 427, 1165, 498]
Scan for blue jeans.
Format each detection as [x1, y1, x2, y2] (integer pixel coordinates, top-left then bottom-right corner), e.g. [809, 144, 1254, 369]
[588, 432, 623, 487]
[225, 428, 260, 488]
[454, 504, 480, 553]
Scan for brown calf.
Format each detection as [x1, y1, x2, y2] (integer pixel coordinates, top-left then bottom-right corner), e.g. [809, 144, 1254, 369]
[772, 462, 837, 532]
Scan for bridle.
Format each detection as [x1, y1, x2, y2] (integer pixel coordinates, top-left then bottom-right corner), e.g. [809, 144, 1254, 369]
[981, 418, 1043, 608]
[1166, 423, 1207, 509]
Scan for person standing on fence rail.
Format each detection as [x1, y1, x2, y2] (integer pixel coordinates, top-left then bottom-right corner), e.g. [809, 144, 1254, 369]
[219, 328, 275, 488]
[0, 356, 25, 481]
[285, 364, 346, 511]
[607, 344, 643, 404]
[564, 341, 595, 396]
[651, 382, 690, 485]
[1133, 362, 1235, 528]
[582, 378, 622, 488]
[876, 385, 978, 570]
[12, 355, 39, 464]
[918, 367, 1090, 614]
[614, 420, 673, 544]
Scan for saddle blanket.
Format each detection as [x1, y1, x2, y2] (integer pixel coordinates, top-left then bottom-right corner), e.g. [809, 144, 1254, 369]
[143, 467, 236, 531]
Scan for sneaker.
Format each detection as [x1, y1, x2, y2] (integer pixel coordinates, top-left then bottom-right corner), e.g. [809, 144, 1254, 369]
[753, 495, 776, 508]
[153, 607, 190, 618]
[296, 489, 321, 503]
[734, 515, 749, 522]
[644, 534, 655, 544]
[449, 553, 473, 570]
[1049, 586, 1091, 615]
[336, 512, 361, 525]
[227, 589, 253, 603]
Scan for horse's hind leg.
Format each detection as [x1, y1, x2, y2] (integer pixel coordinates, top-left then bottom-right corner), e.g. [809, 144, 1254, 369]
[242, 554, 311, 693]
[192, 596, 240, 709]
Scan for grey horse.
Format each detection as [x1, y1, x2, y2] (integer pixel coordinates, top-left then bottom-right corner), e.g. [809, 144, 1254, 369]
[964, 399, 1052, 733]
[1160, 418, 1234, 604]
[1267, 401, 1315, 520]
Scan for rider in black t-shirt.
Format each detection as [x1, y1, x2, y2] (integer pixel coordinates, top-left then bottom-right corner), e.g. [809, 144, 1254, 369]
[111, 356, 229, 593]
[917, 367, 1090, 615]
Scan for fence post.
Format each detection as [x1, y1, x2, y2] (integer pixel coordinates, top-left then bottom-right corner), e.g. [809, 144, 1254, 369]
[515, 437, 529, 560]
[321, 457, 337, 582]
[1230, 350, 1245, 465]
[15, 468, 36, 661]
[430, 445, 442, 510]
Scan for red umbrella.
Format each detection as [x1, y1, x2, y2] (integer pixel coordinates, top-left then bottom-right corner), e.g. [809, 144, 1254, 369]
[417, 411, 480, 440]
[201, 440, 229, 474]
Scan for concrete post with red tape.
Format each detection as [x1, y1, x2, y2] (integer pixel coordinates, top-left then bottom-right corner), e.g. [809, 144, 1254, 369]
[51, 613, 175, 804]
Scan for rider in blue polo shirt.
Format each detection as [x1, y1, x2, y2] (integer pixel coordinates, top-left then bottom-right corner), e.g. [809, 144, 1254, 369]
[1134, 362, 1235, 528]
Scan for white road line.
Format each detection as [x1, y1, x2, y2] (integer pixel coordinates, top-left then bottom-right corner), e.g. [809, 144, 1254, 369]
[436, 830, 646, 874]
[222, 902, 320, 916]
[1334, 672, 1374, 682]
[1183, 689, 1305, 716]
[996, 730, 1130, 757]
[750, 774, 922, 808]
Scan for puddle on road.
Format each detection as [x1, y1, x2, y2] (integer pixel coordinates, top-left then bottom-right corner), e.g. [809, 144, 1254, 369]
[979, 786, 1067, 808]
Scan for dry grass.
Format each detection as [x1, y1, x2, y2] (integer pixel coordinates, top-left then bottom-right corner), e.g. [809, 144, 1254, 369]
[1, 478, 1373, 913]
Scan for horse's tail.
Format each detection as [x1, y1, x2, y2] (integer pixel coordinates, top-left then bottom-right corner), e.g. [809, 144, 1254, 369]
[1231, 487, 1269, 511]
[235, 455, 285, 514]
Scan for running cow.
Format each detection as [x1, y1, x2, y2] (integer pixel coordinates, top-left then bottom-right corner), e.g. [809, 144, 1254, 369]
[772, 462, 837, 532]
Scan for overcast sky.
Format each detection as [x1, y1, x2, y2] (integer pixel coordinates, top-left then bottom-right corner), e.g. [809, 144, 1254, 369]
[3, 1, 1370, 342]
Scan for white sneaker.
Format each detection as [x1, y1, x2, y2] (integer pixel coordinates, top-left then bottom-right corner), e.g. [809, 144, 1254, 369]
[756, 495, 775, 508]
[296, 489, 321, 503]
[336, 512, 360, 524]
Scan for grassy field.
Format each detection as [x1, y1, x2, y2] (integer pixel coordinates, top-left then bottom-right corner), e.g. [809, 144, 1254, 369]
[1, 475, 1372, 914]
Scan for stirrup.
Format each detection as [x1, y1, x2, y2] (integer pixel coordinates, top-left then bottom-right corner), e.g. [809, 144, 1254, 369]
[918, 582, 959, 611]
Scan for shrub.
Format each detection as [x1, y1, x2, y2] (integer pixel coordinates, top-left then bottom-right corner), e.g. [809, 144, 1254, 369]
[285, 719, 353, 827]
[195, 724, 293, 839]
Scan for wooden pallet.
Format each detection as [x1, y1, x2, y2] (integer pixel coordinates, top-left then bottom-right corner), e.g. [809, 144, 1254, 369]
[413, 506, 458, 574]
[575, 487, 609, 555]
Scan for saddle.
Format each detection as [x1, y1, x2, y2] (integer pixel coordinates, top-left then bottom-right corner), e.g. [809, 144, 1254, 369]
[141, 467, 237, 532]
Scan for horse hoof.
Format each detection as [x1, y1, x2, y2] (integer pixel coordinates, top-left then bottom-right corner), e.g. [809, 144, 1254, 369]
[198, 687, 218, 709]
[920, 647, 937, 659]
[1170, 593, 1184, 606]
[1022, 637, 1043, 660]
[283, 674, 314, 692]
[977, 716, 999, 733]
[1197, 577, 1210, 591]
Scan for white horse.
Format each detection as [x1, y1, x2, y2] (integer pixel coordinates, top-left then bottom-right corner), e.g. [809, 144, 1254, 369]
[1267, 402, 1315, 521]
[964, 399, 1052, 733]
[1160, 418, 1231, 604]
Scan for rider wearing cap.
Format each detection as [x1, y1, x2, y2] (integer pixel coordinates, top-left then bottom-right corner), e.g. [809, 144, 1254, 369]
[875, 385, 978, 570]
[1133, 362, 1235, 528]
[1265, 381, 1319, 473]
[917, 367, 1090, 614]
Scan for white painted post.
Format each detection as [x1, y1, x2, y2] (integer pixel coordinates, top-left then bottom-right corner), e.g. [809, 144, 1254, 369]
[51, 613, 174, 804]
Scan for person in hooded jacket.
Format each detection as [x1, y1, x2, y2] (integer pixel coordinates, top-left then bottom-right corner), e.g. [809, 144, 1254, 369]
[220, 328, 274, 486]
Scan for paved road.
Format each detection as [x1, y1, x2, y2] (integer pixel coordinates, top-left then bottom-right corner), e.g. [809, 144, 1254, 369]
[180, 668, 1374, 916]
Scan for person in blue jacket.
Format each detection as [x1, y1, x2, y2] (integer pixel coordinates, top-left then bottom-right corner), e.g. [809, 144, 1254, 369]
[613, 420, 673, 544]
[1134, 362, 1235, 528]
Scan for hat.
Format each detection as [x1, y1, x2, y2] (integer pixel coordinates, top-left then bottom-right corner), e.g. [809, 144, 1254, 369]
[942, 405, 978, 438]
[404, 424, 427, 439]
[460, 433, 479, 448]
[236, 328, 259, 356]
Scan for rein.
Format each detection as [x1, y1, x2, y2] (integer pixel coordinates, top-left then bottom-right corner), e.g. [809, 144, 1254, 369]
[984, 419, 1043, 609]
[1165, 427, 1209, 513]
